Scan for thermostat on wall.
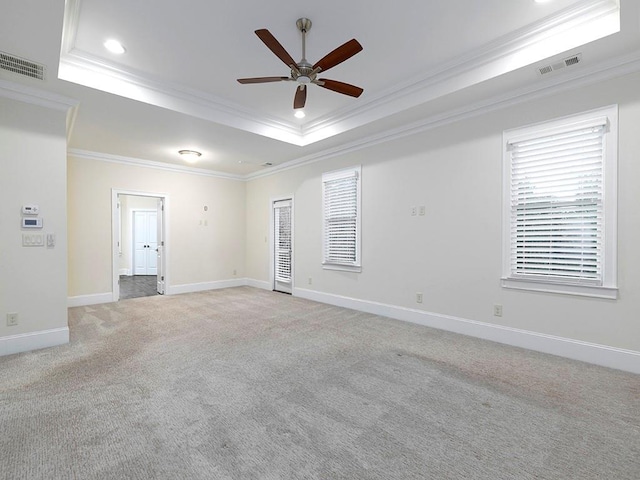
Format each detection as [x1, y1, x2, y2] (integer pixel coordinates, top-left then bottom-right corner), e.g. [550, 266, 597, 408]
[22, 205, 40, 215]
[22, 217, 43, 228]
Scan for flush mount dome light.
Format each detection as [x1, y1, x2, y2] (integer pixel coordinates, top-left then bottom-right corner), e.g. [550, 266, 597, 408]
[294, 110, 305, 119]
[104, 39, 126, 54]
[178, 149, 202, 163]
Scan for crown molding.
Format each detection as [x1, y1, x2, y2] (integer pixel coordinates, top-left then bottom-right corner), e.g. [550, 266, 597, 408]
[60, 0, 81, 54]
[66, 103, 79, 143]
[59, 52, 305, 145]
[68, 149, 245, 181]
[301, 0, 620, 138]
[69, 49, 640, 184]
[60, 0, 619, 147]
[246, 50, 640, 181]
[0, 78, 78, 112]
[60, 0, 302, 145]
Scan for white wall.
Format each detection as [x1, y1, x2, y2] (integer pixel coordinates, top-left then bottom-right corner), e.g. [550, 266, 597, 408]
[0, 97, 69, 354]
[246, 71, 640, 354]
[68, 157, 246, 299]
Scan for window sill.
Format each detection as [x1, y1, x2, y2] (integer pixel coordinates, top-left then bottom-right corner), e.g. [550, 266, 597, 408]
[323, 263, 362, 273]
[501, 277, 617, 299]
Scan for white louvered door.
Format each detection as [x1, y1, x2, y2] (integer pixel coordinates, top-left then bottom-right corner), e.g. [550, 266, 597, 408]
[273, 199, 292, 294]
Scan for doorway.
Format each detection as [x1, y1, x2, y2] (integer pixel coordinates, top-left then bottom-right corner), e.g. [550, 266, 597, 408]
[272, 198, 293, 294]
[112, 190, 168, 301]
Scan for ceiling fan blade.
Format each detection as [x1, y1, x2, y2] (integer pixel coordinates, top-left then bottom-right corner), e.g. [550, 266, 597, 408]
[237, 76, 290, 84]
[312, 39, 363, 73]
[293, 85, 307, 109]
[255, 29, 297, 68]
[317, 79, 363, 98]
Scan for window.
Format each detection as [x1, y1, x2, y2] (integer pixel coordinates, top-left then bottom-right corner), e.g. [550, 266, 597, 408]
[502, 105, 618, 299]
[322, 166, 361, 271]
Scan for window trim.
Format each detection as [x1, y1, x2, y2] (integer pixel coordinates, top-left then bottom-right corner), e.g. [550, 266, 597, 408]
[501, 105, 618, 299]
[322, 165, 362, 272]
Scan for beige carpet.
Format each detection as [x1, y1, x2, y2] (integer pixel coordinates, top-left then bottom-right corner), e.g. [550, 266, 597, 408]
[1, 287, 639, 479]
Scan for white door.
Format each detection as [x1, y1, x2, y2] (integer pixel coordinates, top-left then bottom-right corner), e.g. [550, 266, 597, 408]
[156, 198, 165, 294]
[133, 210, 158, 275]
[273, 199, 292, 294]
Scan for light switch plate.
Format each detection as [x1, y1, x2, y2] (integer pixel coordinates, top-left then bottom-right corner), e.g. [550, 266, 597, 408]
[23, 233, 44, 246]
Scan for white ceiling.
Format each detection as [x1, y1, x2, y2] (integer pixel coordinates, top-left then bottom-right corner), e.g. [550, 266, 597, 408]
[1, 0, 639, 177]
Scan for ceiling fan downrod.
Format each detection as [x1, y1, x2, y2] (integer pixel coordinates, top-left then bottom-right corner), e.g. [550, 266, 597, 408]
[295, 18, 313, 86]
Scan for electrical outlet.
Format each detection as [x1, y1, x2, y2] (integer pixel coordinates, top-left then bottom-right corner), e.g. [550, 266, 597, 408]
[308, 277, 312, 285]
[411, 206, 417, 216]
[7, 313, 18, 326]
[493, 304, 503, 317]
[416, 293, 423, 304]
[233, 269, 237, 276]
[419, 206, 426, 216]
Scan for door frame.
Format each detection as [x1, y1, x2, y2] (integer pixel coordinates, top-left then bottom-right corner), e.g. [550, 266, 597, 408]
[269, 195, 294, 293]
[112, 189, 169, 302]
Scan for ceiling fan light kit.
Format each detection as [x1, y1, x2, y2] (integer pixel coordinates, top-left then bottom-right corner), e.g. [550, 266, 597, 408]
[237, 18, 364, 110]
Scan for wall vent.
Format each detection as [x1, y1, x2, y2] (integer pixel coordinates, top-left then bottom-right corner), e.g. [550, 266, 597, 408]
[537, 53, 582, 76]
[0, 51, 45, 80]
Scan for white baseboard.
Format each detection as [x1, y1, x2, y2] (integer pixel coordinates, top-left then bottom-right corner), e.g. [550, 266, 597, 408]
[245, 278, 272, 290]
[168, 278, 246, 295]
[293, 287, 640, 375]
[0, 327, 69, 357]
[67, 278, 259, 307]
[64, 282, 640, 373]
[68, 293, 114, 307]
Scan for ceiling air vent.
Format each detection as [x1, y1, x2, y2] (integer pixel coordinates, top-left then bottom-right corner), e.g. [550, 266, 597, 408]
[537, 53, 582, 76]
[0, 51, 45, 80]
[538, 65, 553, 75]
[564, 54, 581, 67]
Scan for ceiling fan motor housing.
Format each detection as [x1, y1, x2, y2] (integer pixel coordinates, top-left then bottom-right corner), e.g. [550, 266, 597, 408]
[292, 63, 316, 84]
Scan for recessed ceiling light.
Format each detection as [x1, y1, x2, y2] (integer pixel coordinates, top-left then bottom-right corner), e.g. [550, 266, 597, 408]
[294, 110, 305, 119]
[104, 39, 126, 54]
[178, 149, 202, 163]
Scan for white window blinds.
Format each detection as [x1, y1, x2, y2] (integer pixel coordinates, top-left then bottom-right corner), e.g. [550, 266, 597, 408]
[505, 112, 615, 290]
[322, 167, 361, 269]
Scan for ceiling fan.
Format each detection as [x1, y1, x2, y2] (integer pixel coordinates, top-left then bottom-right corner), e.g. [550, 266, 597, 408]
[237, 18, 364, 110]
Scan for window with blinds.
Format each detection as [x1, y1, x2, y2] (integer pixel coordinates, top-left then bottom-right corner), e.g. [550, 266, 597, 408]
[322, 166, 361, 270]
[502, 106, 618, 298]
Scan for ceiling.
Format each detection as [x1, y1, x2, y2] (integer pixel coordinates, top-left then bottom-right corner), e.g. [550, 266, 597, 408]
[1, 0, 639, 178]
